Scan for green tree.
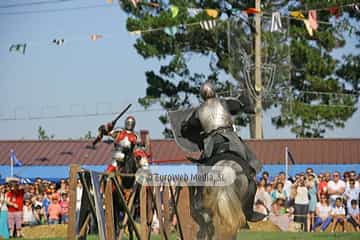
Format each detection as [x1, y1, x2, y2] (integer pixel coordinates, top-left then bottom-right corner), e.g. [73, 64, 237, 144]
[81, 131, 94, 140]
[37, 126, 54, 140]
[118, 0, 358, 138]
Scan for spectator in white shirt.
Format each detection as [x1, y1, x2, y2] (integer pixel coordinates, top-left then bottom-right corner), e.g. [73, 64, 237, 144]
[344, 179, 360, 210]
[327, 171, 346, 207]
[330, 197, 346, 232]
[312, 194, 332, 232]
[347, 199, 360, 231]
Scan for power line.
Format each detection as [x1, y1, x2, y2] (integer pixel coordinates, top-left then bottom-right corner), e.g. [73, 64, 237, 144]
[0, 3, 115, 15]
[0, 108, 165, 121]
[0, 0, 75, 9]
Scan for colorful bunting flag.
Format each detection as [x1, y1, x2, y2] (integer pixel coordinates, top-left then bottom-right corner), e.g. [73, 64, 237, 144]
[205, 9, 219, 18]
[308, 10, 318, 31]
[9, 44, 26, 55]
[329, 7, 340, 19]
[130, 0, 140, 8]
[303, 19, 313, 36]
[244, 8, 260, 15]
[271, 12, 282, 32]
[170, 5, 179, 18]
[290, 11, 305, 20]
[52, 39, 65, 46]
[129, 30, 142, 35]
[200, 20, 217, 31]
[164, 26, 178, 36]
[188, 8, 202, 17]
[90, 34, 103, 41]
[354, 4, 360, 13]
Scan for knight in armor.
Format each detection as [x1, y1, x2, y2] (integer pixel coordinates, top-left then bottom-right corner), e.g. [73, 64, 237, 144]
[179, 81, 264, 222]
[106, 116, 139, 173]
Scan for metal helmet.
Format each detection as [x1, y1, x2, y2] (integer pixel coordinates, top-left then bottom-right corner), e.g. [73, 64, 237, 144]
[200, 82, 216, 100]
[124, 116, 136, 131]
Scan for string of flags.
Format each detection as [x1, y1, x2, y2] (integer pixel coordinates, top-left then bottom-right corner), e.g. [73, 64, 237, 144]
[127, 2, 359, 37]
[6, 2, 360, 55]
[8, 33, 103, 55]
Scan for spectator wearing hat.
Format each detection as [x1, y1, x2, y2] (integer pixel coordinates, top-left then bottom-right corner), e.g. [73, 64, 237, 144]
[6, 180, 24, 237]
[33, 204, 47, 225]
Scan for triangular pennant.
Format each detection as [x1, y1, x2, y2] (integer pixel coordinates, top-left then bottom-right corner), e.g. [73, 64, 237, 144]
[354, 4, 360, 13]
[164, 26, 178, 36]
[205, 9, 219, 18]
[129, 30, 142, 35]
[290, 11, 305, 20]
[244, 8, 260, 15]
[303, 19, 313, 36]
[271, 12, 282, 32]
[52, 39, 65, 46]
[170, 5, 179, 18]
[130, 0, 140, 8]
[90, 34, 103, 41]
[308, 10, 318, 31]
[9, 44, 26, 55]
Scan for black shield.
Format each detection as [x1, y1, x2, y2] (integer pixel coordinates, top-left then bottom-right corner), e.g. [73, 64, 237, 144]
[168, 109, 201, 153]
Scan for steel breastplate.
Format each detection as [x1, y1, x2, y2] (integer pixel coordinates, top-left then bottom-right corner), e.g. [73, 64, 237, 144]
[197, 98, 233, 134]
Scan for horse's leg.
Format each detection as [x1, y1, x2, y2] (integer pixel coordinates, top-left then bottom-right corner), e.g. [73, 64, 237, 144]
[189, 186, 212, 240]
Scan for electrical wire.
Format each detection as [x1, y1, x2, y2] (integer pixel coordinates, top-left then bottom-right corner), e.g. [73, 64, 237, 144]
[0, 0, 75, 9]
[0, 3, 115, 15]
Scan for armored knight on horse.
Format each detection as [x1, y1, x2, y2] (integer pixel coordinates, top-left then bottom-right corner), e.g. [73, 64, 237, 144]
[169, 81, 266, 239]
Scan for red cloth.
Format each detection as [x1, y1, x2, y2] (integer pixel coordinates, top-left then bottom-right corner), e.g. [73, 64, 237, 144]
[318, 180, 328, 195]
[115, 130, 137, 145]
[6, 189, 24, 212]
[106, 164, 117, 173]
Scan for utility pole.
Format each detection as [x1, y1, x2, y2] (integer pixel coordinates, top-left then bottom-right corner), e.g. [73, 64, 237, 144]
[254, 0, 263, 139]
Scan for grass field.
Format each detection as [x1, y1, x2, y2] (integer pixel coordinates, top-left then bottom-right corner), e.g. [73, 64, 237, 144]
[9, 232, 360, 240]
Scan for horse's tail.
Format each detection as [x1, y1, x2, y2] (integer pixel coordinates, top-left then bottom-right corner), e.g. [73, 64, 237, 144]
[203, 160, 248, 234]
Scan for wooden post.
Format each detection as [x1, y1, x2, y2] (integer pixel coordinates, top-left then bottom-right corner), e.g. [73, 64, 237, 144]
[178, 187, 198, 240]
[140, 186, 148, 240]
[105, 179, 115, 240]
[254, 0, 263, 139]
[163, 186, 170, 236]
[68, 164, 80, 239]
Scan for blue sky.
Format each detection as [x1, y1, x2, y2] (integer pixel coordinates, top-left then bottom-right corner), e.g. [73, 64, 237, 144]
[0, 0, 359, 140]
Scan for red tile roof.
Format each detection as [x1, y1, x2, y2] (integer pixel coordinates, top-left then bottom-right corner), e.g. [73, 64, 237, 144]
[0, 138, 359, 166]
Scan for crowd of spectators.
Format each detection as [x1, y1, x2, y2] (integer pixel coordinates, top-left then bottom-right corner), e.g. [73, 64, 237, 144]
[254, 169, 360, 232]
[0, 169, 359, 238]
[0, 177, 70, 238]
